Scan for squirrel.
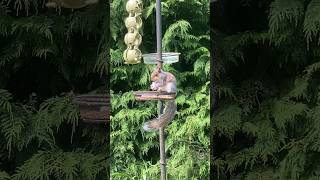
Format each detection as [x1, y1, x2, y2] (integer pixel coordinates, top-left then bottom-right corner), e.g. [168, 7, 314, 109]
[150, 66, 177, 93]
[143, 66, 177, 132]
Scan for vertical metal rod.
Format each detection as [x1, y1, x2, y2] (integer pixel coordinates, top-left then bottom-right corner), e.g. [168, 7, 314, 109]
[156, 0, 163, 64]
[156, 1, 166, 179]
[158, 101, 166, 180]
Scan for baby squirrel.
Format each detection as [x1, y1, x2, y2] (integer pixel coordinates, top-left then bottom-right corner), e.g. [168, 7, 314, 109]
[143, 67, 177, 132]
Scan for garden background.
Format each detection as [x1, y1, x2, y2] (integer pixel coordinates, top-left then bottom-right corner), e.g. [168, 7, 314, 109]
[110, 0, 210, 179]
[0, 0, 109, 179]
[0, 0, 210, 179]
[213, 0, 320, 179]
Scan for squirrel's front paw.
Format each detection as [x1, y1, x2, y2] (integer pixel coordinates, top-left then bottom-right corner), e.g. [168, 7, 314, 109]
[150, 82, 159, 91]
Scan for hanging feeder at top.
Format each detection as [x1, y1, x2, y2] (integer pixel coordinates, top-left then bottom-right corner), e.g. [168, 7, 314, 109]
[123, 0, 143, 64]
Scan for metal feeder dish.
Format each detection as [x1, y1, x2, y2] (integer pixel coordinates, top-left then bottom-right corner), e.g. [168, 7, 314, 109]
[143, 52, 180, 64]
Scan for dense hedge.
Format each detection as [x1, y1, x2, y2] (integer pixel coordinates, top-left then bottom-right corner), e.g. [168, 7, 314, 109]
[110, 0, 210, 179]
[213, 0, 320, 179]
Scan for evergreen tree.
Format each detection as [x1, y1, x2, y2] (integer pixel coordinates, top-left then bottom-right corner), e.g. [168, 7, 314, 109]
[0, 0, 109, 179]
[110, 0, 210, 179]
[213, 0, 320, 179]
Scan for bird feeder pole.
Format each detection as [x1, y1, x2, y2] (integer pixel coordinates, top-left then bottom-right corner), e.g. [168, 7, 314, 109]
[155, 0, 167, 179]
[130, 0, 179, 178]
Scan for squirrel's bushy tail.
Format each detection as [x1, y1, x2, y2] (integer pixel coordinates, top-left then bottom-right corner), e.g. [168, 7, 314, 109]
[143, 100, 176, 132]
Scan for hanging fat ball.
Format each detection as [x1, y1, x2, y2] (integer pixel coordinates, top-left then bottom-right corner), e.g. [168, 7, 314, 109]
[124, 32, 142, 46]
[123, 48, 142, 64]
[45, 0, 98, 9]
[126, 0, 143, 13]
[125, 15, 142, 29]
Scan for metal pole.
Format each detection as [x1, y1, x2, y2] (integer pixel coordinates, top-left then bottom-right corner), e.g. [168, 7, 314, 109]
[158, 101, 166, 180]
[156, 0, 163, 65]
[156, 0, 166, 179]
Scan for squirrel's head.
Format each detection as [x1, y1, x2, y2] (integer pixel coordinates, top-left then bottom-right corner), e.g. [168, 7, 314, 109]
[151, 67, 161, 81]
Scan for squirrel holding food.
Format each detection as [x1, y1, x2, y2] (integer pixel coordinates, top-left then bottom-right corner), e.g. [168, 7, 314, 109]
[143, 66, 177, 132]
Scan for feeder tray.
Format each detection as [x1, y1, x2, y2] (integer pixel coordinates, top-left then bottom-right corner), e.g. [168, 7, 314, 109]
[73, 94, 110, 123]
[133, 91, 176, 101]
[143, 52, 180, 64]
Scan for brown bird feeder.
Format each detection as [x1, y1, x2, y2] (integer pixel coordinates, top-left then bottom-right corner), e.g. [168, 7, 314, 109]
[133, 91, 176, 101]
[73, 94, 110, 123]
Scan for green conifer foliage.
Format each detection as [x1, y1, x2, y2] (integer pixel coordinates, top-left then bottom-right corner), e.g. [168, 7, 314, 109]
[214, 0, 320, 179]
[110, 0, 210, 179]
[0, 0, 109, 179]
